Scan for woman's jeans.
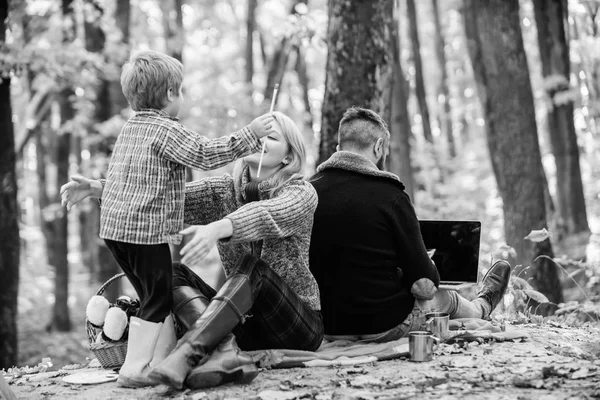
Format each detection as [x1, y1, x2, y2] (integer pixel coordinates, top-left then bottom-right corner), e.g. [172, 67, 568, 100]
[325, 289, 486, 343]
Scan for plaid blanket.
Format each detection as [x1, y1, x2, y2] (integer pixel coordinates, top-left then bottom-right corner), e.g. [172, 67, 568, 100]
[249, 318, 529, 369]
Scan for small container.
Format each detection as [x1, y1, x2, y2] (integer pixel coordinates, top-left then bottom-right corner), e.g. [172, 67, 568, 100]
[408, 330, 440, 362]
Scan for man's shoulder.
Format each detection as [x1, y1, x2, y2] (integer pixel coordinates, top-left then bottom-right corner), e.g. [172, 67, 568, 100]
[310, 168, 405, 192]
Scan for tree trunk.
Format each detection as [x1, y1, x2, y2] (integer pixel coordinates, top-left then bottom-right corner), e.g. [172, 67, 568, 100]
[108, 0, 130, 115]
[406, 0, 433, 143]
[462, 0, 563, 303]
[294, 46, 314, 128]
[161, 0, 184, 61]
[319, 0, 395, 164]
[387, 6, 415, 200]
[47, 0, 75, 331]
[432, 0, 455, 158]
[264, 0, 307, 103]
[0, 0, 20, 369]
[533, 0, 589, 237]
[84, 5, 121, 299]
[245, 0, 257, 86]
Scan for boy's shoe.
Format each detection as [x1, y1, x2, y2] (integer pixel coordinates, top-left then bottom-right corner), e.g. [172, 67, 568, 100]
[476, 260, 511, 317]
[117, 315, 176, 388]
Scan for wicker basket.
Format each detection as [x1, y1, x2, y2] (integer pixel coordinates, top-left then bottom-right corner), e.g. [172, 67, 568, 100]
[86, 273, 131, 369]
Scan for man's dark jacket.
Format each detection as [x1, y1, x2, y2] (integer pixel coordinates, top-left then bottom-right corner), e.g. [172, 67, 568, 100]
[309, 151, 439, 335]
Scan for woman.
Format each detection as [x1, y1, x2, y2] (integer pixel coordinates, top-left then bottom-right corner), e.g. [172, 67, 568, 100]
[61, 112, 323, 389]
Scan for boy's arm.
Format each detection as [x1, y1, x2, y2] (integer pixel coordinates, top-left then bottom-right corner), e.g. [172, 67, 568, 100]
[161, 124, 262, 171]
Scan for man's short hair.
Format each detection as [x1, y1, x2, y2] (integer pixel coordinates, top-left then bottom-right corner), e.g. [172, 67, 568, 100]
[120, 50, 184, 111]
[337, 107, 390, 151]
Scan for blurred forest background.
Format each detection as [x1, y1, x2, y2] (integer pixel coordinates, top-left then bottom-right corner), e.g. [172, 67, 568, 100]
[1, 0, 600, 370]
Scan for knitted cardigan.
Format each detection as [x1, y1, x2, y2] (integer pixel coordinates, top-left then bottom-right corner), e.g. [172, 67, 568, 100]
[183, 164, 321, 310]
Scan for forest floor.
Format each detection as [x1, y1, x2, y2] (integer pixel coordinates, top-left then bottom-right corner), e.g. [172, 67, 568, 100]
[5, 322, 600, 400]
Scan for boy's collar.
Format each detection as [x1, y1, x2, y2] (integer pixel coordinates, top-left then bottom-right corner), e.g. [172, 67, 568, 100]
[136, 108, 179, 120]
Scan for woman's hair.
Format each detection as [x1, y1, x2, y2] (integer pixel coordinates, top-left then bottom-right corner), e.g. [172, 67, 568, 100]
[238, 111, 306, 197]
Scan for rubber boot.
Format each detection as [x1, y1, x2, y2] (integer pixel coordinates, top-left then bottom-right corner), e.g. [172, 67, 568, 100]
[149, 274, 253, 389]
[117, 314, 176, 387]
[171, 286, 258, 389]
[185, 334, 258, 389]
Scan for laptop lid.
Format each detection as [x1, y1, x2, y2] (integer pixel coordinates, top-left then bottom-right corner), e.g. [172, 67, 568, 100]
[419, 220, 481, 287]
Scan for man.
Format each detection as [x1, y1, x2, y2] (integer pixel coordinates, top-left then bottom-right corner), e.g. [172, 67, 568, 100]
[309, 107, 510, 341]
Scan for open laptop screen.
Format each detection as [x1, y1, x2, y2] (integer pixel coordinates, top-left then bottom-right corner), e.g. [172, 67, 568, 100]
[419, 220, 481, 283]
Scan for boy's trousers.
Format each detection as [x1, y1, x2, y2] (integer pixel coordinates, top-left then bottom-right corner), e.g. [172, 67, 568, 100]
[104, 239, 173, 323]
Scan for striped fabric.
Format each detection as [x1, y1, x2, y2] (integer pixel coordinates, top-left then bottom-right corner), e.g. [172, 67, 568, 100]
[99, 109, 261, 245]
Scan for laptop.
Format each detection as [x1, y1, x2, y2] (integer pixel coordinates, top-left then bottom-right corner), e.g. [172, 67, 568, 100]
[419, 220, 481, 290]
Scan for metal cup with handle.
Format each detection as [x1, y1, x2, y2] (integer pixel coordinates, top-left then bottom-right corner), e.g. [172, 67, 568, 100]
[408, 330, 440, 362]
[425, 312, 449, 341]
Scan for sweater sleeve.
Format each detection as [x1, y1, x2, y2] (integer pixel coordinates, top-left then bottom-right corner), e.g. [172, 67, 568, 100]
[183, 175, 236, 226]
[223, 181, 318, 244]
[392, 193, 440, 290]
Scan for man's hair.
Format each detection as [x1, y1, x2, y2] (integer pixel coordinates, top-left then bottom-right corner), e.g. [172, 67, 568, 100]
[120, 50, 184, 111]
[337, 107, 390, 151]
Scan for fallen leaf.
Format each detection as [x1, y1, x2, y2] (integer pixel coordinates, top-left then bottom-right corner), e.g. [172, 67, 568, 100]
[257, 389, 304, 400]
[524, 228, 550, 242]
[349, 375, 384, 388]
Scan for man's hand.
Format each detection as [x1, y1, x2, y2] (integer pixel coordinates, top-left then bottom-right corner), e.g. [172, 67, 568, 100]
[180, 219, 233, 265]
[249, 114, 275, 138]
[60, 176, 93, 211]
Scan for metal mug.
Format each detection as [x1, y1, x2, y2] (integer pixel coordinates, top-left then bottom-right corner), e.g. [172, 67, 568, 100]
[425, 312, 449, 341]
[408, 331, 440, 362]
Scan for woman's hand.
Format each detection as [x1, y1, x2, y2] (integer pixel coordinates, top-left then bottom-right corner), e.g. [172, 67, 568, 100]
[60, 176, 96, 210]
[180, 219, 233, 265]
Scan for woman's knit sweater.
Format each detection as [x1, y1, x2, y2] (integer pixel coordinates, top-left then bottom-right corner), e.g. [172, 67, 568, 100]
[183, 165, 321, 310]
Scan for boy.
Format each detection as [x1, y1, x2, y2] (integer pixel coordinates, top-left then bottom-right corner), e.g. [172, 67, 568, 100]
[92, 50, 272, 387]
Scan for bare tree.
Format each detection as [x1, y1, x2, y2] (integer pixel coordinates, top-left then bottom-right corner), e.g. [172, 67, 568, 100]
[0, 0, 20, 368]
[406, 0, 433, 143]
[462, 0, 563, 303]
[533, 0, 589, 237]
[432, 0, 456, 158]
[387, 3, 415, 199]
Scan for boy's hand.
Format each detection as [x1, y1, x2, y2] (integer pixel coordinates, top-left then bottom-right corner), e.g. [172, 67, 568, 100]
[250, 114, 275, 138]
[60, 176, 93, 211]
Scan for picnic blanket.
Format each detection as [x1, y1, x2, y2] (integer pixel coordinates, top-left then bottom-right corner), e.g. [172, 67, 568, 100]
[248, 318, 529, 369]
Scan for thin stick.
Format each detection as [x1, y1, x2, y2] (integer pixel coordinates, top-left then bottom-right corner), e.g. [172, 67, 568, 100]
[257, 84, 279, 178]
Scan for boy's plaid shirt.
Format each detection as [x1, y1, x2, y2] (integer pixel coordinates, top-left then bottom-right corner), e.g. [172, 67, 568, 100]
[99, 109, 261, 245]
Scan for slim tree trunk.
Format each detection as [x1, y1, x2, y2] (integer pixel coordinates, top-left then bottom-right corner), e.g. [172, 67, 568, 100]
[47, 0, 75, 331]
[463, 0, 563, 303]
[85, 4, 121, 299]
[406, 0, 433, 143]
[264, 0, 307, 103]
[162, 0, 184, 62]
[533, 0, 589, 237]
[319, 0, 395, 164]
[387, 6, 415, 199]
[432, 0, 455, 157]
[0, 0, 20, 369]
[108, 0, 130, 115]
[245, 0, 257, 86]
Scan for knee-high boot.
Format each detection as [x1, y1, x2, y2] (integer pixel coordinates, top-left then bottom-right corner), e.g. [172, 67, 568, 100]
[150, 274, 256, 389]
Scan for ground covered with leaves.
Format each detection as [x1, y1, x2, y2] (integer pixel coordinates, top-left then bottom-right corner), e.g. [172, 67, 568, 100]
[5, 320, 600, 400]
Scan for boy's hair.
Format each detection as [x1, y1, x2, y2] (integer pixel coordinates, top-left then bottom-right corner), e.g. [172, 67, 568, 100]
[120, 50, 184, 111]
[337, 107, 390, 151]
